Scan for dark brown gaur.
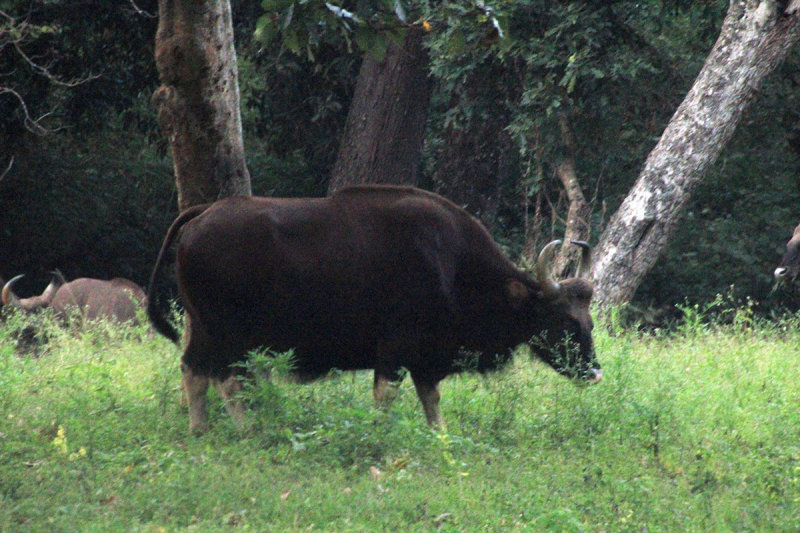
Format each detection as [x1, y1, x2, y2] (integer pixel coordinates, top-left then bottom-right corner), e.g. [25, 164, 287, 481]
[774, 221, 800, 283]
[148, 185, 602, 434]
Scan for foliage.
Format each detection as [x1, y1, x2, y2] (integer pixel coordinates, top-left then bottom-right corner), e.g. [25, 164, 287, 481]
[256, 0, 409, 61]
[0, 0, 160, 146]
[425, 1, 726, 224]
[0, 0, 343, 288]
[1, 310, 800, 530]
[2, 0, 800, 317]
[238, 39, 359, 192]
[0, 130, 175, 288]
[255, 0, 508, 61]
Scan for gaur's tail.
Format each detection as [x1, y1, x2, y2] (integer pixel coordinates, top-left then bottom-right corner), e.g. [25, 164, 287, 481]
[147, 203, 212, 343]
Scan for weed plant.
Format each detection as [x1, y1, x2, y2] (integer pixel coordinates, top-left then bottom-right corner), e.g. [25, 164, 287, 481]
[0, 305, 799, 531]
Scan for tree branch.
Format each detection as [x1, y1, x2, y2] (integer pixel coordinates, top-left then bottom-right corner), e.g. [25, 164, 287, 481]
[0, 87, 52, 134]
[0, 8, 99, 134]
[0, 156, 13, 183]
[125, 0, 157, 19]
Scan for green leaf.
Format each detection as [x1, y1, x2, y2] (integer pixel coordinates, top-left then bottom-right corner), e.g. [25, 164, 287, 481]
[254, 14, 280, 43]
[261, 0, 294, 12]
[284, 27, 302, 55]
[371, 35, 390, 61]
[385, 27, 407, 48]
[354, 27, 374, 55]
[355, 28, 391, 61]
[446, 29, 466, 55]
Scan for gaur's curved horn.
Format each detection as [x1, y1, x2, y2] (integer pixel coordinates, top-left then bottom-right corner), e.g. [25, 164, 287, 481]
[40, 270, 65, 304]
[571, 240, 592, 278]
[537, 240, 562, 300]
[51, 269, 67, 284]
[2, 274, 25, 308]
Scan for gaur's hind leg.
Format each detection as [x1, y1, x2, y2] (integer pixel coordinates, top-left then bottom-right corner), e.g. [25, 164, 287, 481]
[181, 328, 215, 435]
[181, 363, 210, 435]
[211, 375, 247, 430]
[411, 374, 444, 429]
[374, 336, 413, 410]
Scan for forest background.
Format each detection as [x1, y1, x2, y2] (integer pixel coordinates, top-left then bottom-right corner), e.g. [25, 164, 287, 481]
[2, 0, 799, 320]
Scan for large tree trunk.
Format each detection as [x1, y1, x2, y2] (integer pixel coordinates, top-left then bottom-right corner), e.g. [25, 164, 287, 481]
[152, 0, 251, 211]
[328, 28, 433, 193]
[591, 0, 800, 309]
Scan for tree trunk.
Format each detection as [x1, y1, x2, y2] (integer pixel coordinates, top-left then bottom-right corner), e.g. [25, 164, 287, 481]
[591, 0, 800, 310]
[553, 113, 591, 278]
[521, 176, 545, 268]
[328, 28, 433, 193]
[152, 0, 251, 211]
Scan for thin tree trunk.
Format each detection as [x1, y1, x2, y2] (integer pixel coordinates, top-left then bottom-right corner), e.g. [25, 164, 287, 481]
[328, 28, 432, 193]
[553, 113, 591, 277]
[591, 0, 800, 309]
[521, 133, 545, 265]
[152, 0, 251, 211]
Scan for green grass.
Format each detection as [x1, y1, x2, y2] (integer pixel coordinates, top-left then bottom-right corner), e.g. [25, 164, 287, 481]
[1, 310, 799, 532]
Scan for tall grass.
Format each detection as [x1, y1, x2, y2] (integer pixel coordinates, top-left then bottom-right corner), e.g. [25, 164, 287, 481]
[0, 307, 799, 532]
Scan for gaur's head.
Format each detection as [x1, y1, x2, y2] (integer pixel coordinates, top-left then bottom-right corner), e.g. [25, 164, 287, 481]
[774, 222, 800, 284]
[2, 271, 65, 313]
[508, 240, 602, 384]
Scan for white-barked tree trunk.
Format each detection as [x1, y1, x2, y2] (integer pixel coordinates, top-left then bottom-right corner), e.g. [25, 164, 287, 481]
[591, 0, 800, 309]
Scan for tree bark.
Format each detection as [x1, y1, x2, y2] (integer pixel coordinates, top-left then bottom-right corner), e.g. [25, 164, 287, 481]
[152, 0, 251, 211]
[328, 28, 433, 193]
[591, 0, 800, 309]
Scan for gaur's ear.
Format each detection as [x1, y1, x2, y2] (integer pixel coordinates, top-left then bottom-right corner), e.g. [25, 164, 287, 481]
[505, 279, 530, 308]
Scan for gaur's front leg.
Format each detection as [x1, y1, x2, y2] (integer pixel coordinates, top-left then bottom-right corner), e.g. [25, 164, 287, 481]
[411, 374, 444, 429]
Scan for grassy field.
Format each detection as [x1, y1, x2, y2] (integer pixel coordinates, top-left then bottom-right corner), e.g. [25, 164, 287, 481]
[1, 307, 799, 532]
